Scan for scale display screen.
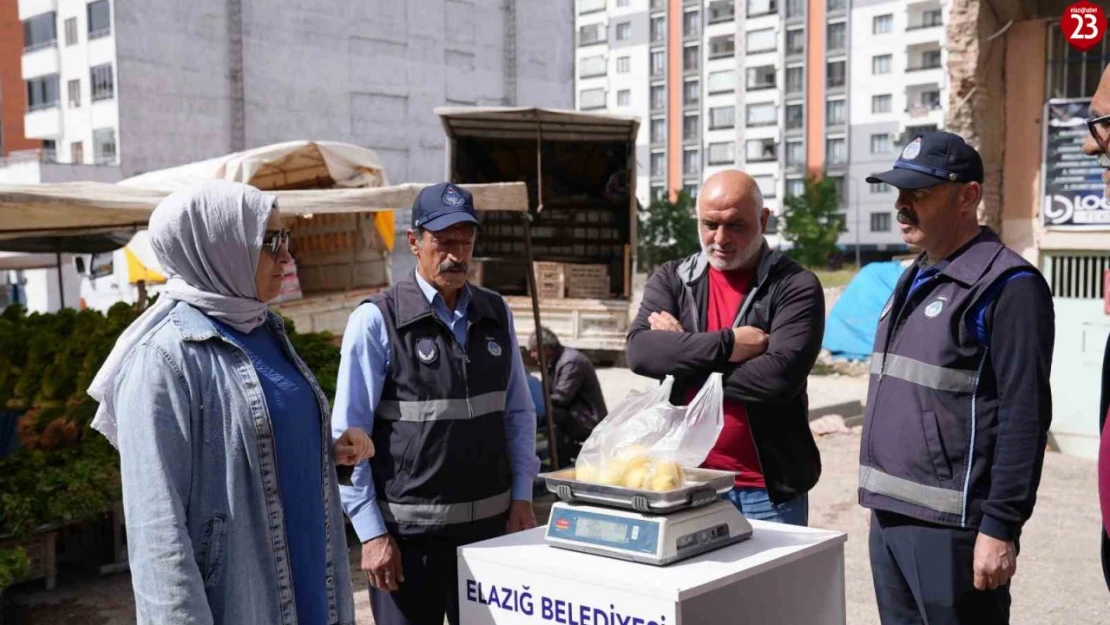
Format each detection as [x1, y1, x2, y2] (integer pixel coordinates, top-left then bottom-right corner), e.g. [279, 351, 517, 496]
[574, 518, 628, 543]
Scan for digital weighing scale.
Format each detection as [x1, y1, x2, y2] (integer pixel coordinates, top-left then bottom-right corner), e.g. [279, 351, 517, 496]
[539, 467, 754, 566]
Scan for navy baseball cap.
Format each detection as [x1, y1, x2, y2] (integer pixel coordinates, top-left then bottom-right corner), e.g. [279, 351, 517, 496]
[866, 131, 984, 190]
[411, 182, 480, 231]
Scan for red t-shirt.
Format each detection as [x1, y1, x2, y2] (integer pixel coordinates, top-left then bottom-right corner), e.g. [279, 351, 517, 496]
[684, 266, 765, 488]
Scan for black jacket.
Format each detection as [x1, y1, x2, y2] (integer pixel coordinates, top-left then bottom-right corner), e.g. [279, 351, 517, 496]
[626, 244, 825, 504]
[1101, 334, 1110, 591]
[548, 346, 608, 442]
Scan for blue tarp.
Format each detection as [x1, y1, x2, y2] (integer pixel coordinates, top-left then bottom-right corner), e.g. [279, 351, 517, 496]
[822, 261, 906, 361]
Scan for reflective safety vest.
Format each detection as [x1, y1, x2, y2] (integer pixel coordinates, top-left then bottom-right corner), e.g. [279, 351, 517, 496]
[858, 228, 1042, 529]
[367, 273, 513, 538]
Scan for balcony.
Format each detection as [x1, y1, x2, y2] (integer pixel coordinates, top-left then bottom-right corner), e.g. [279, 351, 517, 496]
[904, 20, 943, 45]
[21, 45, 59, 82]
[23, 106, 61, 139]
[18, 0, 56, 20]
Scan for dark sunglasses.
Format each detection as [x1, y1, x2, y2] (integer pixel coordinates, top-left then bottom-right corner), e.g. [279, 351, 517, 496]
[262, 229, 291, 257]
[1086, 113, 1110, 152]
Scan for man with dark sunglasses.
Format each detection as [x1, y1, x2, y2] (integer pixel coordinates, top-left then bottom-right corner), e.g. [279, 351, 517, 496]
[1086, 64, 1110, 595]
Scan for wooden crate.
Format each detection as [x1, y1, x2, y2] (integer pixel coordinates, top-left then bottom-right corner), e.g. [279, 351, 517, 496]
[532, 262, 565, 300]
[288, 213, 390, 293]
[0, 531, 57, 590]
[563, 263, 610, 299]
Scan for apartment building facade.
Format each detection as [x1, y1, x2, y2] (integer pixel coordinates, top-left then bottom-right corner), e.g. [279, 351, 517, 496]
[575, 0, 950, 258]
[4, 0, 573, 189]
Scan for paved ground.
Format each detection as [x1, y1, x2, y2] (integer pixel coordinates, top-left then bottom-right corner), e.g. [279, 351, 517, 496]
[6, 371, 1105, 624]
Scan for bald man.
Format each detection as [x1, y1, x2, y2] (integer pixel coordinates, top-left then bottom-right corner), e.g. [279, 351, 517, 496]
[1088, 64, 1110, 593]
[626, 170, 825, 525]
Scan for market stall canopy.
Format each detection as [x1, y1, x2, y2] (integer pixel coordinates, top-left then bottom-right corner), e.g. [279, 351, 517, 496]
[0, 251, 61, 271]
[436, 106, 640, 143]
[0, 181, 530, 243]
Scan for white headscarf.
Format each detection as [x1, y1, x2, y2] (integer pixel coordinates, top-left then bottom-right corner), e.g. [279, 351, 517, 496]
[88, 180, 278, 448]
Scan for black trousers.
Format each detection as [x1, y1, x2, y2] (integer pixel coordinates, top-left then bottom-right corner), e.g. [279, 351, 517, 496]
[869, 510, 1012, 625]
[369, 517, 506, 625]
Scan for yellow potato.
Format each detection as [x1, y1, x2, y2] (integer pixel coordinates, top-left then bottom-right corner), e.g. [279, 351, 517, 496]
[598, 459, 628, 485]
[622, 465, 650, 489]
[648, 461, 685, 491]
[574, 464, 597, 483]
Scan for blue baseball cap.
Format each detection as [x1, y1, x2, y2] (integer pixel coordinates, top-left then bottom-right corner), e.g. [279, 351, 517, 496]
[411, 183, 480, 231]
[866, 131, 984, 190]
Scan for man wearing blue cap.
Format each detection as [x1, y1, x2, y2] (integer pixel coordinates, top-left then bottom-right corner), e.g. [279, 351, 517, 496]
[332, 183, 539, 624]
[858, 132, 1055, 624]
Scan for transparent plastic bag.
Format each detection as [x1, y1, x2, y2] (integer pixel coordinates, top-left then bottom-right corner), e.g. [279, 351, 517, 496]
[573, 373, 724, 491]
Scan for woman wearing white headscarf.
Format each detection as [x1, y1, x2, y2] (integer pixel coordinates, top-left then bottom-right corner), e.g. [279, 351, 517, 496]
[89, 180, 369, 625]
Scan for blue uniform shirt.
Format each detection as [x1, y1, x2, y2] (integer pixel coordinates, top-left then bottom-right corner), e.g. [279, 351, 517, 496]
[331, 270, 540, 542]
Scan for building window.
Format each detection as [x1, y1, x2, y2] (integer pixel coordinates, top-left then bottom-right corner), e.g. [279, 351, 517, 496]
[784, 66, 804, 94]
[651, 85, 666, 110]
[683, 148, 700, 175]
[651, 16, 665, 43]
[578, 0, 606, 13]
[786, 140, 804, 166]
[580, 55, 606, 78]
[747, 102, 777, 127]
[578, 23, 604, 46]
[786, 29, 804, 54]
[64, 17, 77, 46]
[708, 70, 736, 94]
[616, 21, 631, 41]
[580, 88, 606, 110]
[834, 212, 849, 231]
[711, 34, 737, 58]
[683, 45, 699, 72]
[786, 178, 805, 198]
[921, 50, 942, 69]
[651, 118, 666, 143]
[94, 127, 116, 164]
[70, 141, 84, 164]
[870, 182, 891, 194]
[25, 74, 60, 111]
[922, 9, 943, 27]
[22, 12, 56, 52]
[651, 185, 666, 201]
[616, 56, 630, 74]
[684, 11, 700, 38]
[709, 105, 735, 129]
[683, 114, 700, 141]
[651, 0, 666, 9]
[747, 0, 777, 17]
[684, 183, 699, 200]
[88, 0, 111, 39]
[873, 14, 893, 34]
[922, 90, 942, 109]
[67, 79, 80, 108]
[754, 175, 777, 198]
[746, 138, 777, 162]
[828, 0, 847, 11]
[709, 0, 735, 23]
[871, 212, 892, 232]
[785, 103, 803, 130]
[746, 29, 775, 54]
[746, 65, 776, 90]
[870, 133, 892, 154]
[872, 54, 892, 75]
[709, 141, 736, 165]
[872, 94, 892, 114]
[827, 137, 847, 165]
[826, 98, 845, 125]
[617, 89, 631, 106]
[827, 60, 846, 88]
[651, 152, 666, 177]
[91, 63, 114, 101]
[786, 0, 804, 18]
[827, 22, 846, 51]
[684, 80, 699, 106]
[651, 50, 666, 77]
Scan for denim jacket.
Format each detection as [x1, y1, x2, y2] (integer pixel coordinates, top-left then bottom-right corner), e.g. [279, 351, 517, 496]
[113, 302, 356, 625]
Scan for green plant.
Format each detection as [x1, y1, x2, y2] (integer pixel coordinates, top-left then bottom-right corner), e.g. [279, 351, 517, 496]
[780, 175, 844, 268]
[0, 547, 30, 593]
[637, 190, 700, 274]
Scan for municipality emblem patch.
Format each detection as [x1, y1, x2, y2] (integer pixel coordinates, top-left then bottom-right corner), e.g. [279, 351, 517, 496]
[902, 138, 923, 160]
[924, 299, 945, 319]
[487, 340, 502, 357]
[416, 337, 438, 364]
[442, 185, 465, 206]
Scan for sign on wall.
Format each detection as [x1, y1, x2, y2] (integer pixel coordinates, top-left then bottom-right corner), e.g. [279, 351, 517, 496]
[1042, 98, 1110, 229]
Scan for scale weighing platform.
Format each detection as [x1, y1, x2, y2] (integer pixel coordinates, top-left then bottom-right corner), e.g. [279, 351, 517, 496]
[539, 467, 753, 566]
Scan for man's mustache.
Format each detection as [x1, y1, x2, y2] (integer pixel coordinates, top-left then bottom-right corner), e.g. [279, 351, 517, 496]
[897, 209, 918, 225]
[438, 259, 468, 273]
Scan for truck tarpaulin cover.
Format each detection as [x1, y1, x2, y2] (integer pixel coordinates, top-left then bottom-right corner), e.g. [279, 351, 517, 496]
[821, 261, 905, 361]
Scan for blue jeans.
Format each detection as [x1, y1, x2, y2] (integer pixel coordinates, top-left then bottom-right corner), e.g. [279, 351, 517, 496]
[724, 487, 809, 526]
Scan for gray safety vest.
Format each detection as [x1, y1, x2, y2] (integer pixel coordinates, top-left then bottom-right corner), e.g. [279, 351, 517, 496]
[858, 229, 1041, 529]
[367, 273, 513, 538]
